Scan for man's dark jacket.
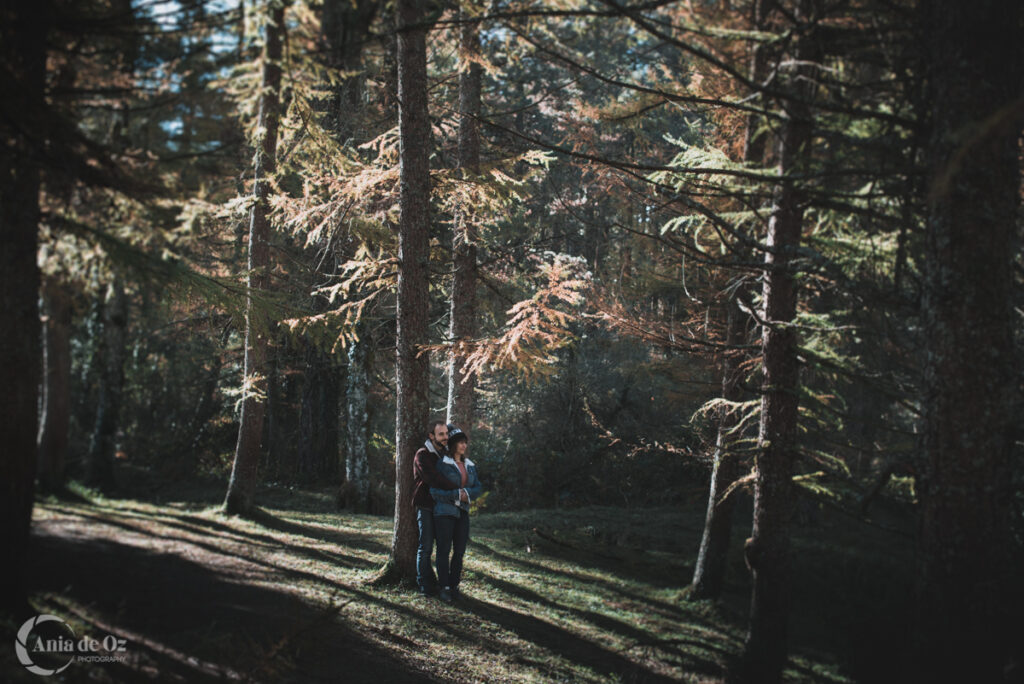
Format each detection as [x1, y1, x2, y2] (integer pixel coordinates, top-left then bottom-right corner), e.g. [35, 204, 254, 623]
[412, 440, 458, 509]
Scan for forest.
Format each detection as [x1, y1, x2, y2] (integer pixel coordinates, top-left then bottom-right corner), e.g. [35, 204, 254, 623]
[1, 0, 1022, 682]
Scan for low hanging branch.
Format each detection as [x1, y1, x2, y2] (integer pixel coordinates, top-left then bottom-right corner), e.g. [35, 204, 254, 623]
[426, 251, 591, 382]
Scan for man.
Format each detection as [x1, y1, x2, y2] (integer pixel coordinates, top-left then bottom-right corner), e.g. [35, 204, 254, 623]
[412, 419, 459, 596]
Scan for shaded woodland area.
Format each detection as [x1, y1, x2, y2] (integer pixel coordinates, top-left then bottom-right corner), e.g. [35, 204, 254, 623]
[1, 0, 1022, 682]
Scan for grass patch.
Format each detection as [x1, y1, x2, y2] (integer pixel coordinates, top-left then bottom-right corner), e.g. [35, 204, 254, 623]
[14, 483, 913, 683]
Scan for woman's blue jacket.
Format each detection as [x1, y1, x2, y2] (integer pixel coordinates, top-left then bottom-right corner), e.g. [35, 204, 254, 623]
[430, 456, 482, 518]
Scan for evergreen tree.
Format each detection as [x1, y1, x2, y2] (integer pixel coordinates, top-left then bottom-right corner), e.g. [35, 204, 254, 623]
[225, 0, 289, 516]
[383, 0, 435, 582]
[914, 0, 1022, 679]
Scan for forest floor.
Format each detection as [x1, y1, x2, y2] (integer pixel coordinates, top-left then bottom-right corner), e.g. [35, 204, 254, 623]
[3, 475, 914, 683]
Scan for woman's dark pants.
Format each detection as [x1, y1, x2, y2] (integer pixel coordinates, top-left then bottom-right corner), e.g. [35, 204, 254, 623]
[434, 509, 470, 591]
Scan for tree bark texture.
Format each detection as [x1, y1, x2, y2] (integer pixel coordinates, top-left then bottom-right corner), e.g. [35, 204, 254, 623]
[388, 0, 432, 582]
[225, 0, 286, 516]
[691, 0, 768, 600]
[38, 280, 73, 492]
[0, 0, 45, 615]
[691, 300, 749, 599]
[446, 2, 481, 430]
[85, 279, 128, 489]
[737, 3, 816, 680]
[321, 0, 376, 497]
[916, 1, 1022, 680]
[346, 333, 371, 512]
[322, 0, 377, 143]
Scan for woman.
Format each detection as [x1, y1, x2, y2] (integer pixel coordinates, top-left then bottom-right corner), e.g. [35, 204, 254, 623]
[430, 424, 482, 602]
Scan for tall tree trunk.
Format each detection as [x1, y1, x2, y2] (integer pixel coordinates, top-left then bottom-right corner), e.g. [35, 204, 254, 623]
[224, 0, 287, 516]
[38, 279, 73, 492]
[237, 0, 246, 58]
[264, 346, 283, 480]
[915, 1, 1022, 680]
[0, 0, 45, 616]
[446, 1, 481, 430]
[85, 278, 127, 490]
[690, 301, 749, 599]
[735, 3, 816, 680]
[382, 0, 432, 583]
[321, 0, 376, 495]
[690, 0, 769, 600]
[345, 331, 371, 512]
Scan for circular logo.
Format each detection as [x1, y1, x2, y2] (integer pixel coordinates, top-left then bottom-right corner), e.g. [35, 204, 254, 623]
[15, 615, 76, 676]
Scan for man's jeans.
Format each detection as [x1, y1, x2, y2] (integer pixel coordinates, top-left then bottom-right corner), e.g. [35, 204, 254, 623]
[435, 509, 470, 591]
[416, 507, 437, 592]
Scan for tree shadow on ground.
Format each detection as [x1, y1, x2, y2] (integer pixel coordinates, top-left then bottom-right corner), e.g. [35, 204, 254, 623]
[473, 570, 730, 680]
[454, 593, 682, 683]
[472, 541, 695, 623]
[246, 508, 389, 555]
[24, 528, 436, 684]
[41, 504, 377, 572]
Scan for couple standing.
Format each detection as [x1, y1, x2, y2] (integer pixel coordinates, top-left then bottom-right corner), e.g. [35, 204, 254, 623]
[412, 420, 482, 602]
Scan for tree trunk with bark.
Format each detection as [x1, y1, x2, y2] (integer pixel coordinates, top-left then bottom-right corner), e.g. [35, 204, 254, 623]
[915, 1, 1022, 680]
[38, 279, 73, 492]
[85, 279, 128, 490]
[345, 332, 371, 512]
[690, 0, 769, 600]
[690, 300, 749, 599]
[382, 0, 432, 583]
[446, 2, 481, 430]
[321, 0, 377, 501]
[224, 0, 287, 516]
[735, 3, 816, 680]
[0, 0, 45, 616]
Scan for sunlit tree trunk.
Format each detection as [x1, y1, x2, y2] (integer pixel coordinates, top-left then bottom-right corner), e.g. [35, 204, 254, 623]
[38, 279, 73, 492]
[446, 1, 481, 430]
[85, 278, 127, 490]
[736, 2, 816, 680]
[224, 0, 287, 516]
[915, 1, 1021, 679]
[0, 0, 45, 615]
[383, 0, 432, 583]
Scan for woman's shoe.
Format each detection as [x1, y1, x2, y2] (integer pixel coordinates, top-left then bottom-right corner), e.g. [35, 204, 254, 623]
[439, 587, 453, 603]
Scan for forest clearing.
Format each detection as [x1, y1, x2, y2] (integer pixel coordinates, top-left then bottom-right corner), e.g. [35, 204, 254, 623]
[6, 476, 912, 683]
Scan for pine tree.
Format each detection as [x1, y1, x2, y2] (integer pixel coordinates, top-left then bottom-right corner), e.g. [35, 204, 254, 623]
[382, 0, 434, 583]
[0, 0, 46, 616]
[224, 0, 289, 516]
[736, 1, 819, 679]
[446, 1, 483, 430]
[914, 0, 1022, 679]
